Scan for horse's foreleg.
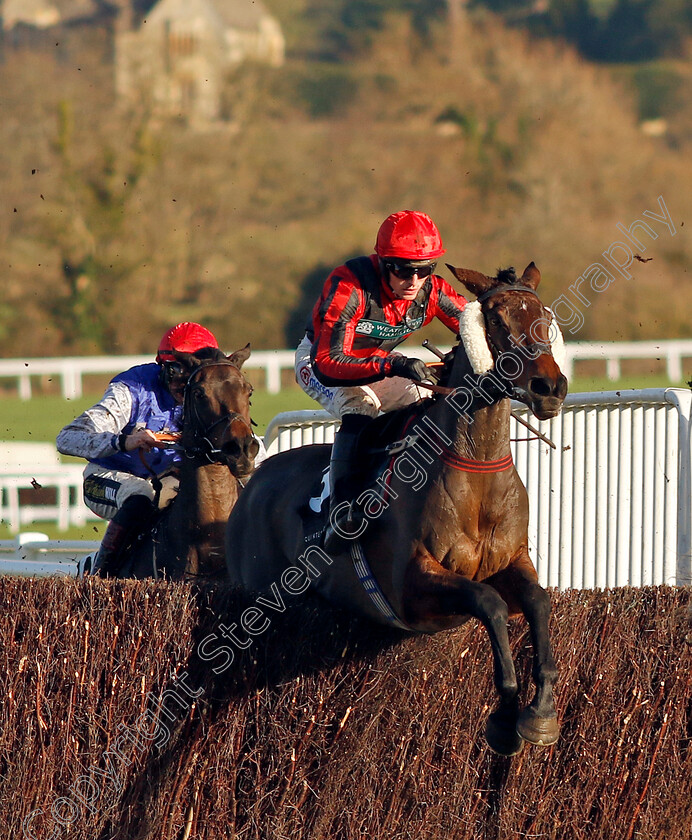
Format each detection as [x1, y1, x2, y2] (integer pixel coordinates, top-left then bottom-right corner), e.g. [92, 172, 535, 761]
[484, 554, 559, 747]
[403, 553, 523, 756]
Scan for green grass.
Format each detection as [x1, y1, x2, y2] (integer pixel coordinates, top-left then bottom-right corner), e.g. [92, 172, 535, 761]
[567, 374, 689, 394]
[0, 386, 318, 446]
[0, 522, 105, 541]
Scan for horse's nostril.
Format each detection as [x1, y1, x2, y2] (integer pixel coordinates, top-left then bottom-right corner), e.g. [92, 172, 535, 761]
[222, 440, 241, 459]
[529, 377, 552, 397]
[222, 436, 258, 464]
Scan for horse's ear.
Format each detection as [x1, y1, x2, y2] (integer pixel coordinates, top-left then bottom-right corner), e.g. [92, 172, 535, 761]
[446, 264, 495, 298]
[520, 261, 541, 289]
[227, 343, 251, 369]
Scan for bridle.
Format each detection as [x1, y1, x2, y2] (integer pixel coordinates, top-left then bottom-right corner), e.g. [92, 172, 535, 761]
[417, 283, 560, 449]
[181, 361, 254, 465]
[476, 284, 555, 369]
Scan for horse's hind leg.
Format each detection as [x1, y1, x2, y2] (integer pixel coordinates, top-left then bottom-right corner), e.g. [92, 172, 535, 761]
[485, 554, 559, 747]
[404, 555, 524, 756]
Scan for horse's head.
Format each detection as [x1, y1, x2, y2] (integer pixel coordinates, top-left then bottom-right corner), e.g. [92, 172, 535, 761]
[174, 345, 259, 477]
[447, 262, 568, 420]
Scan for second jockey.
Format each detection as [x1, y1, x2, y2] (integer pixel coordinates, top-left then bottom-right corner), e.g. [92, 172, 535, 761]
[57, 322, 221, 577]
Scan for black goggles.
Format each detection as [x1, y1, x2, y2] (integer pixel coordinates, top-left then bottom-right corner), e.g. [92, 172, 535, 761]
[385, 261, 437, 280]
[161, 361, 186, 379]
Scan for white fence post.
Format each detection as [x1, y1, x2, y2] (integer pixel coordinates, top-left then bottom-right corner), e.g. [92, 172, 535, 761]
[266, 356, 282, 394]
[63, 362, 83, 400]
[606, 358, 621, 380]
[667, 351, 683, 383]
[19, 373, 32, 400]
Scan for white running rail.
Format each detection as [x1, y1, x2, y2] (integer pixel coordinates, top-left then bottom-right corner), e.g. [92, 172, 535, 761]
[2, 390, 691, 587]
[0, 534, 98, 577]
[0, 351, 297, 398]
[511, 389, 691, 590]
[0, 442, 97, 532]
[1, 341, 691, 398]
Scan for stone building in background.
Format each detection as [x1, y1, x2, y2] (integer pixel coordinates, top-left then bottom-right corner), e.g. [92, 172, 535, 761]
[1, 0, 285, 124]
[115, 0, 285, 124]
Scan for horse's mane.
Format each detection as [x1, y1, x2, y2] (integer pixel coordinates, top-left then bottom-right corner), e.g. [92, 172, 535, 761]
[193, 346, 228, 363]
[495, 266, 519, 285]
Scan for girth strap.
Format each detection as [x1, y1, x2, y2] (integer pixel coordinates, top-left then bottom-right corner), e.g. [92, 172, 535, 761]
[350, 541, 410, 631]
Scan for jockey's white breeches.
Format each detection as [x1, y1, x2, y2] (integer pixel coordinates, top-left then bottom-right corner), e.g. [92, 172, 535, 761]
[295, 336, 426, 420]
[82, 462, 179, 520]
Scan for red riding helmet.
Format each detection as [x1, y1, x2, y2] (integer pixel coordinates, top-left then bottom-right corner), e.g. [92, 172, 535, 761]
[156, 322, 219, 363]
[375, 210, 446, 261]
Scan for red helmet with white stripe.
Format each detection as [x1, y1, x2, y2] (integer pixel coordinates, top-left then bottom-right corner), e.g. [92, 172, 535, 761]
[375, 210, 446, 261]
[156, 322, 219, 363]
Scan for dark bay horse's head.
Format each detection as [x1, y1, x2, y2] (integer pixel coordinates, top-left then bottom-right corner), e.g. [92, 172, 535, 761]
[175, 345, 259, 477]
[448, 262, 568, 420]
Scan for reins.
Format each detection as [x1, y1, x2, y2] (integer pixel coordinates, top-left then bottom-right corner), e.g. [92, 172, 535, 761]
[418, 285, 560, 451]
[418, 379, 557, 451]
[182, 361, 254, 464]
[137, 361, 254, 477]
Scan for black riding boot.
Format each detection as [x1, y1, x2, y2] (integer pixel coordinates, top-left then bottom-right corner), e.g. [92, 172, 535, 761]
[323, 414, 372, 554]
[92, 495, 154, 578]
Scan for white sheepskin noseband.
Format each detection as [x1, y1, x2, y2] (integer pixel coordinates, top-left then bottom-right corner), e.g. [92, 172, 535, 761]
[458, 301, 494, 374]
[546, 308, 567, 374]
[458, 300, 567, 375]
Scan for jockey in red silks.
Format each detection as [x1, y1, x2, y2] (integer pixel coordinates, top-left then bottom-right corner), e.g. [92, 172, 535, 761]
[295, 210, 468, 552]
[57, 322, 219, 577]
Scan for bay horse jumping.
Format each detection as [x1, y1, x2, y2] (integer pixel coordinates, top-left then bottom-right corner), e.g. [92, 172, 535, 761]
[113, 345, 259, 581]
[225, 263, 568, 755]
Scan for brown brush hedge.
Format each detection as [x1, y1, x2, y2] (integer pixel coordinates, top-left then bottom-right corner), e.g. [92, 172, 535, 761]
[0, 579, 690, 840]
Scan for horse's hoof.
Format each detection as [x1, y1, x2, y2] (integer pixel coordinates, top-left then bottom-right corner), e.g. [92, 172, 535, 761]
[485, 712, 524, 757]
[516, 707, 560, 747]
